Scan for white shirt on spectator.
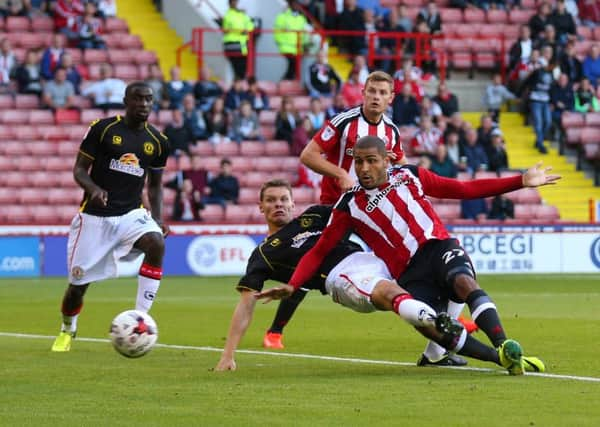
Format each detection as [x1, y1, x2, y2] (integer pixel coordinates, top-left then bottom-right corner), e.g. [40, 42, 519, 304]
[82, 77, 126, 105]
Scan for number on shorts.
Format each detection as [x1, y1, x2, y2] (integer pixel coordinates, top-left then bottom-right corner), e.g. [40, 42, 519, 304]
[442, 248, 465, 264]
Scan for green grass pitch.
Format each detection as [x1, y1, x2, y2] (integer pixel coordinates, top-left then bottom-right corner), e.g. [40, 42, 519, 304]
[1, 274, 600, 426]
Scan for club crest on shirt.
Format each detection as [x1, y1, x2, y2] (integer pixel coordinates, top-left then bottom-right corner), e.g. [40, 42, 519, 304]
[71, 266, 84, 280]
[299, 217, 313, 228]
[321, 125, 335, 141]
[112, 135, 122, 145]
[143, 142, 154, 155]
[270, 238, 281, 247]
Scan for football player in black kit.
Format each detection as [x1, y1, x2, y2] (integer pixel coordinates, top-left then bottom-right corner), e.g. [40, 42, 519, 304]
[215, 179, 470, 371]
[51, 82, 170, 352]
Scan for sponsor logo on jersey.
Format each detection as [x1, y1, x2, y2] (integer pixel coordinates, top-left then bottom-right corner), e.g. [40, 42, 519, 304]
[365, 181, 401, 212]
[109, 153, 144, 177]
[270, 238, 281, 247]
[112, 135, 122, 145]
[291, 230, 322, 248]
[321, 125, 335, 141]
[299, 217, 313, 228]
[143, 142, 154, 155]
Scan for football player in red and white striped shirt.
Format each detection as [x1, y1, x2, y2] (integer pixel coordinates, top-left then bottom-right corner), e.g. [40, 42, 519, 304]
[259, 135, 559, 374]
[300, 71, 406, 205]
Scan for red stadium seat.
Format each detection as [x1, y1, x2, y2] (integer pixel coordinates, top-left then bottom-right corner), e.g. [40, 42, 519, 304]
[253, 157, 282, 172]
[83, 48, 110, 64]
[47, 188, 80, 204]
[134, 50, 158, 65]
[1, 205, 34, 224]
[31, 16, 54, 32]
[265, 140, 290, 156]
[259, 109, 277, 125]
[464, 8, 485, 23]
[45, 156, 71, 171]
[514, 204, 535, 220]
[190, 141, 214, 156]
[25, 140, 58, 157]
[200, 156, 223, 174]
[585, 112, 600, 127]
[6, 16, 31, 32]
[533, 205, 559, 221]
[224, 204, 252, 223]
[580, 127, 600, 144]
[486, 9, 508, 24]
[440, 8, 463, 23]
[241, 171, 271, 188]
[593, 27, 600, 41]
[578, 26, 593, 40]
[278, 79, 305, 96]
[14, 156, 41, 171]
[14, 126, 40, 140]
[0, 94, 15, 109]
[290, 187, 315, 204]
[280, 156, 299, 171]
[18, 33, 48, 49]
[38, 125, 69, 141]
[200, 205, 225, 223]
[105, 17, 129, 33]
[118, 34, 143, 49]
[269, 96, 282, 111]
[1, 141, 28, 155]
[81, 109, 106, 124]
[561, 111, 585, 128]
[258, 80, 278, 96]
[57, 141, 79, 157]
[214, 142, 240, 157]
[240, 141, 266, 156]
[107, 49, 132, 64]
[229, 156, 253, 173]
[238, 188, 258, 204]
[260, 125, 276, 140]
[564, 127, 582, 147]
[56, 171, 77, 187]
[157, 109, 173, 126]
[56, 205, 78, 224]
[509, 9, 532, 24]
[28, 109, 55, 125]
[19, 188, 48, 204]
[1, 110, 29, 124]
[26, 170, 59, 186]
[2, 171, 29, 187]
[0, 188, 14, 204]
[114, 64, 140, 80]
[15, 94, 40, 109]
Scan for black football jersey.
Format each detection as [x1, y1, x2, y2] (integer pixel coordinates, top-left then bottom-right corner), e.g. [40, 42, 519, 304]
[237, 205, 363, 293]
[78, 116, 169, 216]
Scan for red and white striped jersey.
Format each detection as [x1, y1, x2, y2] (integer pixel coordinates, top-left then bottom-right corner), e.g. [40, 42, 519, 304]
[312, 106, 405, 204]
[410, 127, 444, 155]
[288, 165, 524, 287]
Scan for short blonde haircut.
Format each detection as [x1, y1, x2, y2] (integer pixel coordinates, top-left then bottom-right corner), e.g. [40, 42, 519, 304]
[364, 71, 394, 90]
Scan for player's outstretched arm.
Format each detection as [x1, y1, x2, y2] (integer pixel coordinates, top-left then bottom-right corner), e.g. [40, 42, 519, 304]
[255, 284, 295, 303]
[522, 161, 562, 187]
[215, 290, 257, 372]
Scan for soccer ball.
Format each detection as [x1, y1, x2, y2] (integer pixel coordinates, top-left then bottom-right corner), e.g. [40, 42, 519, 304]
[109, 310, 158, 358]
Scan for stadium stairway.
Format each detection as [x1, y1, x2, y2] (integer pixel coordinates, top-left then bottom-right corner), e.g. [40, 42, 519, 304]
[327, 45, 352, 83]
[463, 112, 600, 222]
[116, 0, 197, 80]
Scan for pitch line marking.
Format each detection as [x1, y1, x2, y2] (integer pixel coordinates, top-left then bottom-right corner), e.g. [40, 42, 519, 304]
[2, 332, 600, 383]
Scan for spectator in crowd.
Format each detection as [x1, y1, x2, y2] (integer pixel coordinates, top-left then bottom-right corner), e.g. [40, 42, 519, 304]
[477, 113, 497, 157]
[487, 129, 509, 172]
[583, 45, 600, 87]
[444, 131, 465, 171]
[243, 76, 269, 114]
[205, 97, 231, 144]
[58, 52, 83, 94]
[0, 38, 16, 92]
[224, 76, 246, 112]
[75, 2, 106, 50]
[461, 198, 488, 221]
[274, 0, 308, 80]
[15, 49, 42, 96]
[392, 82, 420, 126]
[164, 108, 194, 158]
[550, 0, 576, 45]
[275, 95, 301, 145]
[230, 99, 261, 143]
[81, 63, 126, 110]
[145, 63, 164, 111]
[353, 54, 369, 85]
[432, 81, 459, 118]
[182, 93, 209, 141]
[416, 154, 432, 170]
[574, 77, 600, 112]
[222, 0, 254, 79]
[42, 67, 76, 110]
[169, 175, 204, 222]
[53, 0, 84, 40]
[295, 162, 322, 188]
[291, 116, 314, 156]
[193, 65, 223, 112]
[430, 144, 457, 178]
[484, 73, 516, 123]
[341, 67, 363, 108]
[523, 60, 554, 153]
[536, 25, 559, 63]
[420, 96, 443, 123]
[488, 195, 514, 221]
[417, 0, 442, 34]
[40, 34, 66, 80]
[509, 48, 543, 90]
[578, 0, 600, 27]
[305, 50, 341, 98]
[390, 3, 413, 33]
[558, 42, 582, 84]
[362, 8, 393, 74]
[529, 2, 552, 42]
[204, 158, 240, 209]
[463, 128, 489, 173]
[393, 58, 425, 102]
[540, 45, 561, 80]
[325, 92, 347, 120]
[509, 25, 534, 74]
[306, 96, 326, 131]
[163, 65, 192, 110]
[550, 73, 575, 135]
[411, 114, 443, 156]
[96, 0, 117, 18]
[445, 112, 467, 145]
[404, 21, 436, 74]
[337, 0, 365, 55]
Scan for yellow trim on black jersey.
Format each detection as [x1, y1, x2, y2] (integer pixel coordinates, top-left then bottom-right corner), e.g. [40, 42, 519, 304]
[144, 123, 163, 157]
[79, 150, 94, 160]
[100, 116, 122, 142]
[79, 196, 89, 212]
[236, 285, 255, 292]
[258, 243, 275, 271]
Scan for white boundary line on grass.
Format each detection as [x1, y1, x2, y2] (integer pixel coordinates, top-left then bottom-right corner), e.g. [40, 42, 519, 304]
[3, 331, 600, 383]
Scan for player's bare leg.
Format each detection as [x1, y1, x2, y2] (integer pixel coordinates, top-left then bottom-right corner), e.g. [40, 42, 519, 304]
[51, 283, 89, 352]
[133, 232, 165, 313]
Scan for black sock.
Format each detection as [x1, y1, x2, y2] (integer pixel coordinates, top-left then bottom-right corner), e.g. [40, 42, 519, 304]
[268, 289, 308, 334]
[466, 289, 507, 347]
[457, 335, 500, 365]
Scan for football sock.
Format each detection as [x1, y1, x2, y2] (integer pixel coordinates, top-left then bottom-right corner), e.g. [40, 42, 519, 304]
[447, 300, 464, 319]
[422, 300, 465, 361]
[392, 294, 437, 327]
[268, 288, 307, 334]
[61, 303, 82, 333]
[456, 334, 500, 364]
[136, 263, 162, 313]
[466, 289, 506, 347]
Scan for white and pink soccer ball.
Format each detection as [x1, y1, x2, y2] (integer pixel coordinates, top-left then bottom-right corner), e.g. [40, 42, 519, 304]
[109, 310, 158, 358]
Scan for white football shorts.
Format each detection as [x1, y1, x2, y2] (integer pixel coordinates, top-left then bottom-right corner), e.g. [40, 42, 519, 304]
[67, 208, 162, 285]
[325, 252, 393, 313]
